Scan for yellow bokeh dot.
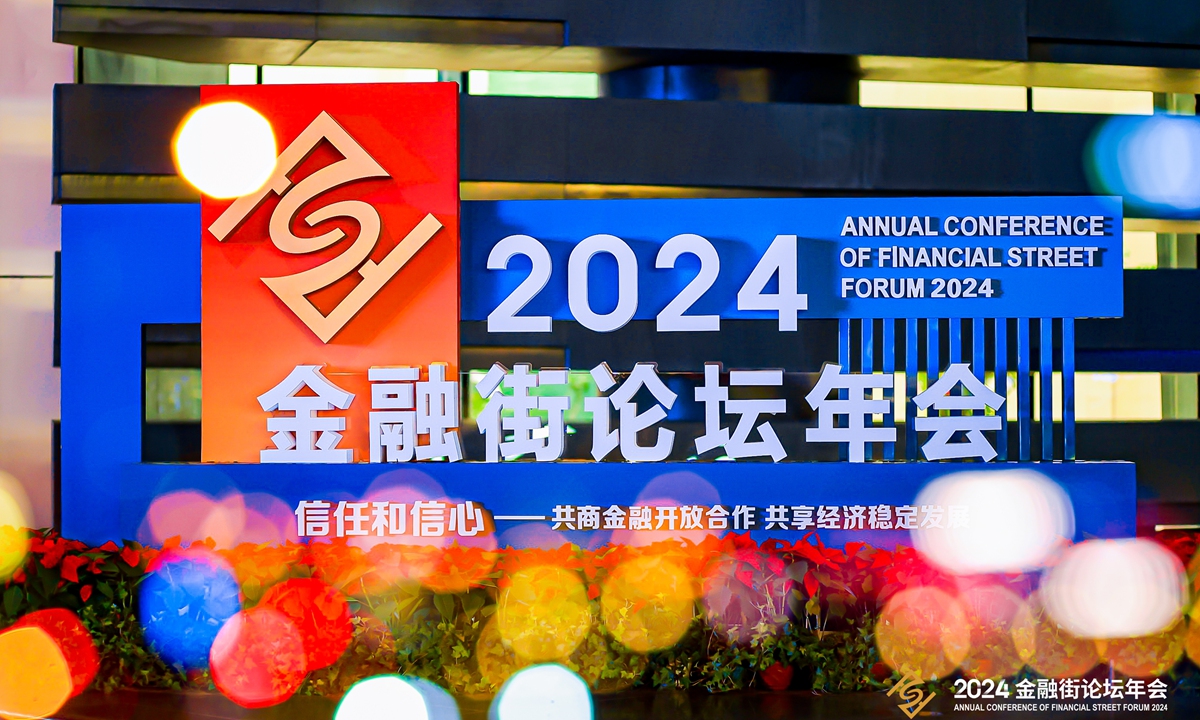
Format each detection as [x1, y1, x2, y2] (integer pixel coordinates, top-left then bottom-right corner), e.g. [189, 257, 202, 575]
[0, 526, 28, 583]
[0, 473, 31, 582]
[173, 101, 277, 199]
[1106, 619, 1187, 679]
[0, 627, 73, 720]
[601, 555, 695, 654]
[1011, 592, 1099, 679]
[476, 616, 531, 691]
[498, 566, 592, 662]
[876, 586, 971, 681]
[959, 585, 1027, 680]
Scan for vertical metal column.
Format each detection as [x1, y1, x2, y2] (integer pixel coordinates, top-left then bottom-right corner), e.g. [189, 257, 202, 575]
[1063, 318, 1076, 461]
[862, 319, 874, 460]
[927, 319, 940, 385]
[905, 319, 918, 461]
[1017, 318, 1031, 461]
[949, 318, 962, 366]
[838, 318, 850, 462]
[995, 319, 1008, 462]
[925, 319, 940, 459]
[1040, 318, 1055, 461]
[882, 319, 895, 461]
[972, 318, 986, 384]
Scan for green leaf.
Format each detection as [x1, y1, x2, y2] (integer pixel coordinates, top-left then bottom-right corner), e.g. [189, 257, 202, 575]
[461, 590, 485, 618]
[4, 586, 24, 617]
[433, 593, 456, 621]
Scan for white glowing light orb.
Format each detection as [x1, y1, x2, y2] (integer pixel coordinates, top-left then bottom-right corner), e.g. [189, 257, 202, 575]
[1041, 538, 1187, 639]
[489, 664, 592, 720]
[912, 470, 1074, 574]
[173, 101, 276, 198]
[336, 675, 460, 720]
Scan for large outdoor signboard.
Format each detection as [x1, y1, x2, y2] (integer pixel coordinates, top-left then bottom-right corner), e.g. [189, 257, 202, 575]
[59, 82, 1136, 544]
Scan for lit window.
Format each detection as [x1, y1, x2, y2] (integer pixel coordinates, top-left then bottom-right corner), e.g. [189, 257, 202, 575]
[260, 66, 438, 84]
[1031, 87, 1153, 115]
[145, 369, 202, 422]
[858, 81, 1026, 112]
[1123, 231, 1158, 269]
[468, 70, 599, 98]
[1075, 372, 1168, 421]
[227, 64, 258, 85]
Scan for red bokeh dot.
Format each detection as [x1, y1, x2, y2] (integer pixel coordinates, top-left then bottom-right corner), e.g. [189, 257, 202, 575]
[13, 608, 99, 697]
[209, 607, 307, 709]
[258, 578, 352, 671]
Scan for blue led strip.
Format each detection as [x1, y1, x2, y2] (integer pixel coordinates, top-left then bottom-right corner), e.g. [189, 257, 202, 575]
[882, 319, 895, 461]
[1063, 318, 1076, 461]
[905, 319, 918, 462]
[1041, 318, 1055, 461]
[1017, 318, 1031, 461]
[863, 318, 874, 461]
[995, 319, 1008, 462]
[838, 318, 850, 462]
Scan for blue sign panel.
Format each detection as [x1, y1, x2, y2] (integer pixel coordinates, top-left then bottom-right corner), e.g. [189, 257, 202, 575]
[461, 196, 1123, 326]
[119, 461, 1135, 549]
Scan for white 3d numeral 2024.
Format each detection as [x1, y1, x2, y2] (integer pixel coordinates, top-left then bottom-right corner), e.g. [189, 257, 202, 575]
[485, 233, 808, 333]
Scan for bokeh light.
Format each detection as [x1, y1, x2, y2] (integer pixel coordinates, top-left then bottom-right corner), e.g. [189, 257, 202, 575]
[173, 101, 277, 199]
[0, 471, 31, 581]
[476, 617, 532, 690]
[139, 549, 241, 669]
[0, 626, 74, 720]
[12, 609, 99, 697]
[1041, 538, 1187, 639]
[209, 606, 307, 708]
[1186, 615, 1200, 668]
[490, 664, 593, 720]
[875, 586, 971, 680]
[1086, 114, 1200, 217]
[1104, 619, 1187, 678]
[912, 470, 1074, 574]
[144, 490, 247, 549]
[702, 553, 791, 645]
[497, 565, 592, 662]
[601, 555, 695, 653]
[1011, 591, 1099, 679]
[957, 584, 1027, 679]
[259, 577, 353, 671]
[336, 674, 461, 720]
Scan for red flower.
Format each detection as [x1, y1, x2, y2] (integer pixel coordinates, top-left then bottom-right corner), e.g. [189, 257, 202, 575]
[120, 546, 141, 568]
[60, 555, 88, 583]
[40, 539, 67, 569]
[761, 662, 794, 691]
[80, 585, 93, 602]
[97, 541, 119, 552]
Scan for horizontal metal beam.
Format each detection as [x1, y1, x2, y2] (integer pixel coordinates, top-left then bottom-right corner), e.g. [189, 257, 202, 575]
[55, 84, 1106, 199]
[54, 0, 1200, 73]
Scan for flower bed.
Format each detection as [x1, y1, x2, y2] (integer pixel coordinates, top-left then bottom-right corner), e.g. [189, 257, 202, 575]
[1, 527, 1198, 701]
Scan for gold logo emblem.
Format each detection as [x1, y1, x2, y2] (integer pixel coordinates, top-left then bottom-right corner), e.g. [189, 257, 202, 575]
[208, 111, 441, 343]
